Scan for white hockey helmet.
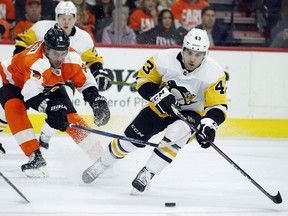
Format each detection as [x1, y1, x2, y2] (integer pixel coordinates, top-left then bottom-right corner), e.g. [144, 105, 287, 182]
[182, 28, 210, 53]
[55, 1, 77, 20]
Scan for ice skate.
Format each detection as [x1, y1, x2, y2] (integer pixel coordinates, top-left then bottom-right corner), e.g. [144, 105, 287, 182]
[131, 166, 155, 193]
[21, 150, 48, 178]
[39, 132, 51, 149]
[82, 158, 109, 184]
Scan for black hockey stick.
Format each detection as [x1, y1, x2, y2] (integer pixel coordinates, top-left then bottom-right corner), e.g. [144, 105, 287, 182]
[0, 171, 30, 203]
[68, 124, 159, 147]
[171, 106, 282, 204]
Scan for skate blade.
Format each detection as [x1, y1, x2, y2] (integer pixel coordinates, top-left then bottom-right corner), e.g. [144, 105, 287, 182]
[82, 173, 94, 184]
[23, 166, 49, 178]
[130, 187, 139, 195]
[130, 187, 145, 196]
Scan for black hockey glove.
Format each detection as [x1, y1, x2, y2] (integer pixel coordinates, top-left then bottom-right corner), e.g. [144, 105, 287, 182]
[90, 95, 110, 126]
[45, 100, 68, 132]
[83, 86, 110, 126]
[92, 69, 111, 91]
[149, 87, 178, 116]
[195, 118, 218, 148]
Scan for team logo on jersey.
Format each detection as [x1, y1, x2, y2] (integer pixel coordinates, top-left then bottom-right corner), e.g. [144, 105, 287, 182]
[52, 68, 61, 76]
[183, 92, 196, 104]
[166, 80, 197, 105]
[31, 70, 41, 80]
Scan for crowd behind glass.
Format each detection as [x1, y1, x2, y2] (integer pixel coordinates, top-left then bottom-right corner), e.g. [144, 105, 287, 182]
[0, 0, 287, 48]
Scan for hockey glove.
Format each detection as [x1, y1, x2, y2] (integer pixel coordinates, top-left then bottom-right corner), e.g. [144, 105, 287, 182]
[90, 95, 110, 126]
[92, 69, 111, 91]
[45, 100, 68, 132]
[150, 87, 178, 116]
[195, 118, 218, 148]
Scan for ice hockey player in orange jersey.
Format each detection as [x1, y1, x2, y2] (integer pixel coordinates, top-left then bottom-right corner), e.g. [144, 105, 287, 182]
[0, 24, 110, 177]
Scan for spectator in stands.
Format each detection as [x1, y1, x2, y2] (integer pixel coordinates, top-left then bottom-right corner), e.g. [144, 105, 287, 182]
[266, 0, 282, 32]
[171, 0, 209, 31]
[102, 8, 136, 44]
[0, 0, 15, 31]
[15, 0, 58, 21]
[88, 0, 115, 42]
[10, 0, 42, 40]
[196, 6, 229, 46]
[0, 19, 10, 40]
[270, 0, 288, 41]
[137, 9, 184, 45]
[72, 0, 96, 43]
[270, 28, 288, 48]
[128, 0, 159, 35]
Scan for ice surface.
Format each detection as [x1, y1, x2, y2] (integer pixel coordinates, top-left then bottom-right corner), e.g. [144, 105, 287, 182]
[0, 134, 287, 216]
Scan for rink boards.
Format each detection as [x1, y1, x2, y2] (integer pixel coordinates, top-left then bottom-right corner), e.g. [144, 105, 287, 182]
[0, 44, 287, 138]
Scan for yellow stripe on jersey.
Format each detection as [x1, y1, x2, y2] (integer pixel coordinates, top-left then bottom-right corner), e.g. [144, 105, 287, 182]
[136, 56, 162, 90]
[81, 47, 104, 68]
[148, 102, 169, 118]
[15, 28, 38, 49]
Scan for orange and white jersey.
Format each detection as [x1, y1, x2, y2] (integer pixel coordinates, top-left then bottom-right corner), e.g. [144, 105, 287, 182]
[129, 9, 156, 34]
[171, 0, 209, 30]
[0, 41, 97, 103]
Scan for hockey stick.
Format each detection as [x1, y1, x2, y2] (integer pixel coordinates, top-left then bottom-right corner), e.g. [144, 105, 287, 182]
[68, 124, 189, 148]
[95, 74, 136, 87]
[0, 171, 30, 203]
[109, 80, 136, 87]
[68, 124, 159, 147]
[171, 106, 282, 204]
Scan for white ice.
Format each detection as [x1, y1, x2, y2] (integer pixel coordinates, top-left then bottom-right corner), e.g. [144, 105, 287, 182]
[0, 134, 287, 216]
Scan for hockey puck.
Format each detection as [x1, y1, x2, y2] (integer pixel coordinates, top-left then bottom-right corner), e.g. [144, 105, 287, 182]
[165, 202, 176, 207]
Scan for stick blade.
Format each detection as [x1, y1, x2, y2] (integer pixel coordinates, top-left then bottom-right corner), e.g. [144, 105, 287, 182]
[270, 191, 282, 204]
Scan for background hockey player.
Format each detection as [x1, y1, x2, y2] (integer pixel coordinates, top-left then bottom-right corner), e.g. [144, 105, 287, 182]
[0, 25, 110, 177]
[13, 1, 110, 149]
[81, 28, 228, 192]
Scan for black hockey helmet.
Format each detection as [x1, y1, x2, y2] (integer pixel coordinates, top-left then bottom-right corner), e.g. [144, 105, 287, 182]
[44, 24, 70, 51]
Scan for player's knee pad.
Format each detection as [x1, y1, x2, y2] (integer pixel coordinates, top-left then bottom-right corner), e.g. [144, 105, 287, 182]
[164, 120, 192, 148]
[124, 125, 147, 148]
[153, 120, 191, 164]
